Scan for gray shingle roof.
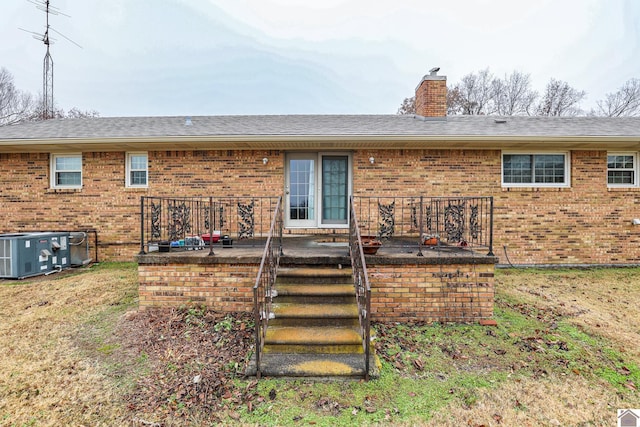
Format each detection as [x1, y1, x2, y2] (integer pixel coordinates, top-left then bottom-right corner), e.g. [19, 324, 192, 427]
[0, 114, 639, 141]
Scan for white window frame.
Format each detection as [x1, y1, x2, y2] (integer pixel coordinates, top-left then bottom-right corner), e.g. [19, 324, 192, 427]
[126, 152, 148, 188]
[50, 153, 83, 189]
[501, 151, 570, 188]
[607, 152, 638, 188]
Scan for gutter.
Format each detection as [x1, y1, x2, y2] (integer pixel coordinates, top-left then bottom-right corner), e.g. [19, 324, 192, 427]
[0, 134, 638, 153]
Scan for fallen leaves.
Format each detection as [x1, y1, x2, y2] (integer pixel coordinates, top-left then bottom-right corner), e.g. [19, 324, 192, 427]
[120, 308, 255, 420]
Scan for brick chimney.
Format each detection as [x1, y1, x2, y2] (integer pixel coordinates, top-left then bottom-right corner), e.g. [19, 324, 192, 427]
[415, 68, 447, 117]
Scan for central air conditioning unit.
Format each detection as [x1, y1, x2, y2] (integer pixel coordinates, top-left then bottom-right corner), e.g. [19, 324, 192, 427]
[0, 232, 71, 279]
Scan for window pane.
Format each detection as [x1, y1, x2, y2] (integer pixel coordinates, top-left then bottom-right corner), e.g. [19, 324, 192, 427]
[55, 156, 81, 171]
[322, 157, 348, 224]
[607, 154, 635, 185]
[130, 155, 147, 170]
[503, 154, 532, 183]
[608, 155, 634, 169]
[289, 159, 314, 221]
[56, 171, 81, 186]
[608, 171, 634, 184]
[534, 155, 565, 184]
[130, 171, 147, 185]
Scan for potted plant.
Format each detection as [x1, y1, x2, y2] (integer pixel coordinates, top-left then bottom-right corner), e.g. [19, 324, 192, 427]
[361, 235, 382, 255]
[422, 233, 439, 246]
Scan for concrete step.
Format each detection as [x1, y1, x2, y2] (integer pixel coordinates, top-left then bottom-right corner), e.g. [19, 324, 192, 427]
[246, 353, 380, 379]
[275, 283, 356, 304]
[270, 303, 359, 327]
[264, 326, 363, 354]
[277, 267, 352, 285]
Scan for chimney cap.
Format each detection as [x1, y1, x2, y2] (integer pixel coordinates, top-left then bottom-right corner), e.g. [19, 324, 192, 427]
[429, 67, 440, 75]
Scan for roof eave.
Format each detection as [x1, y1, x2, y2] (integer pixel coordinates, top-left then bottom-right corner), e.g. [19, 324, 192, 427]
[0, 134, 638, 153]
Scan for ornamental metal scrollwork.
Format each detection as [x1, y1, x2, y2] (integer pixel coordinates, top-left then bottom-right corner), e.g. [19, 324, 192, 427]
[424, 205, 433, 235]
[151, 201, 162, 240]
[378, 201, 395, 239]
[444, 202, 464, 243]
[203, 205, 210, 230]
[218, 205, 225, 230]
[168, 201, 191, 241]
[409, 198, 419, 232]
[469, 205, 479, 240]
[237, 200, 255, 239]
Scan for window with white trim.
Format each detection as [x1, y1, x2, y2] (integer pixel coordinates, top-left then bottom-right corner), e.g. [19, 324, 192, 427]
[502, 153, 569, 187]
[126, 152, 148, 187]
[51, 154, 82, 189]
[607, 153, 637, 186]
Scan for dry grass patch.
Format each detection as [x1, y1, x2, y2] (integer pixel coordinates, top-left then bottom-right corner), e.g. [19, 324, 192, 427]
[0, 264, 138, 426]
[425, 374, 626, 426]
[497, 268, 640, 359]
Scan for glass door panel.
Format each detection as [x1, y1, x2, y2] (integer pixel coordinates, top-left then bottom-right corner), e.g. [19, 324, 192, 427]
[285, 155, 316, 227]
[321, 156, 348, 225]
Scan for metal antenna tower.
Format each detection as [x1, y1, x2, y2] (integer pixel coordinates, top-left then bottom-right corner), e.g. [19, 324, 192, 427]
[21, 0, 79, 119]
[42, 1, 54, 119]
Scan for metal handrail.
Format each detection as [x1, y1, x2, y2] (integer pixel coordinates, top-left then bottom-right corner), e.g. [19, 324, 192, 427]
[252, 196, 283, 379]
[352, 195, 494, 256]
[348, 196, 371, 381]
[138, 196, 280, 253]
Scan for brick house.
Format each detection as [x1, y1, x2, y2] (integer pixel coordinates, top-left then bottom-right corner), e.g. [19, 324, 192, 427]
[3, 70, 639, 377]
[0, 70, 638, 266]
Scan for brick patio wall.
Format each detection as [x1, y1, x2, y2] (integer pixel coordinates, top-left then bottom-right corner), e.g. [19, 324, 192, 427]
[137, 258, 495, 323]
[1, 148, 639, 265]
[367, 262, 495, 322]
[138, 262, 259, 311]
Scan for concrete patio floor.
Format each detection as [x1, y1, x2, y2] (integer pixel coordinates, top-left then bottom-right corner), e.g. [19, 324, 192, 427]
[138, 235, 495, 266]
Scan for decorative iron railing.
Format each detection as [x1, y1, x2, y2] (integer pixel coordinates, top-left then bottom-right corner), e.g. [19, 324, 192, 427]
[352, 196, 494, 256]
[138, 196, 280, 254]
[348, 196, 371, 381]
[253, 197, 283, 379]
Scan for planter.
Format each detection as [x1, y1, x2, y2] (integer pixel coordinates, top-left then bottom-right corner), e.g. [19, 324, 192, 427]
[422, 234, 439, 246]
[361, 237, 382, 255]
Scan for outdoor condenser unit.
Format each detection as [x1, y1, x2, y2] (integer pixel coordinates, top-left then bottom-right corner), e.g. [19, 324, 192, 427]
[69, 231, 92, 266]
[0, 232, 71, 279]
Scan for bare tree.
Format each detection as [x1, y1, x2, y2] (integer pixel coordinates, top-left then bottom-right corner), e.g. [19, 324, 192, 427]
[1, 68, 100, 125]
[65, 107, 100, 119]
[592, 78, 640, 117]
[449, 68, 495, 115]
[397, 68, 596, 117]
[397, 96, 416, 115]
[536, 78, 586, 116]
[492, 71, 538, 115]
[0, 67, 36, 126]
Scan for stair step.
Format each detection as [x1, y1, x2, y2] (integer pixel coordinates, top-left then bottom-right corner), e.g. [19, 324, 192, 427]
[278, 267, 351, 278]
[273, 303, 358, 319]
[264, 326, 363, 354]
[276, 283, 354, 297]
[246, 353, 379, 378]
[277, 267, 351, 284]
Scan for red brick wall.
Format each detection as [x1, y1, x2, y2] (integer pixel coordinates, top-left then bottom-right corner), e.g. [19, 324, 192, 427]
[0, 150, 282, 260]
[353, 149, 640, 265]
[138, 262, 258, 311]
[368, 262, 495, 322]
[415, 77, 447, 117]
[137, 259, 494, 323]
[1, 148, 638, 265]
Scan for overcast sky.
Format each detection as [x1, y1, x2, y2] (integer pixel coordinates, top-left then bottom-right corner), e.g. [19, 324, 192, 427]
[1, 0, 638, 117]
